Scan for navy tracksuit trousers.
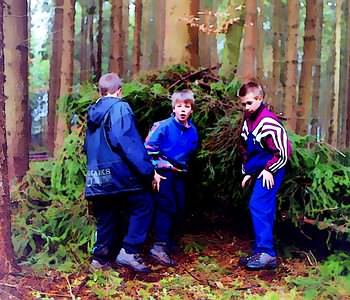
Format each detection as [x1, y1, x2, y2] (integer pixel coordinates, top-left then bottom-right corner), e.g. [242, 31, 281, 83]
[90, 190, 153, 262]
[249, 167, 285, 257]
[153, 170, 185, 245]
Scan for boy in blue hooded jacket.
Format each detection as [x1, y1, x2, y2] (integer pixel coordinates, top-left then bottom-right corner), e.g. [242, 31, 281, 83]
[145, 90, 199, 266]
[85, 73, 160, 273]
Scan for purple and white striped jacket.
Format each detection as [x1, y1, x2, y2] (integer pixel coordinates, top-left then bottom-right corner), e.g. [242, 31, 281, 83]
[239, 104, 292, 175]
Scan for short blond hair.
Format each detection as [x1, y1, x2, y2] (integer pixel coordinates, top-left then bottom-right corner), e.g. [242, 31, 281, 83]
[171, 90, 195, 108]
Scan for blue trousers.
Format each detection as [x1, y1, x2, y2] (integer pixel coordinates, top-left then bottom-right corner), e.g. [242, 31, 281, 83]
[90, 189, 153, 262]
[248, 168, 285, 257]
[153, 170, 185, 245]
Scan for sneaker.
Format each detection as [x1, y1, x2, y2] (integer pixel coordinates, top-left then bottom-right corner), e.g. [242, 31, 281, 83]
[115, 248, 150, 273]
[150, 243, 177, 267]
[238, 255, 254, 266]
[245, 252, 277, 270]
[90, 259, 111, 270]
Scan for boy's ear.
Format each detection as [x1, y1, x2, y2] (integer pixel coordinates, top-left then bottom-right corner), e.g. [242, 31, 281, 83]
[116, 88, 122, 97]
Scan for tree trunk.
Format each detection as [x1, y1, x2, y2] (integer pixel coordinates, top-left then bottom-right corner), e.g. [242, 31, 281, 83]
[96, 0, 103, 80]
[328, 0, 342, 146]
[80, 4, 89, 83]
[154, 0, 165, 68]
[163, 1, 197, 66]
[219, 0, 245, 79]
[88, 1, 96, 77]
[47, 0, 64, 156]
[346, 1, 350, 147]
[270, 0, 282, 112]
[238, 0, 257, 82]
[188, 0, 199, 68]
[122, 0, 129, 78]
[0, 0, 18, 276]
[256, 0, 264, 82]
[284, 0, 299, 131]
[54, 0, 75, 156]
[141, 0, 155, 70]
[4, 0, 29, 181]
[338, 0, 348, 148]
[109, 0, 123, 75]
[296, 0, 317, 136]
[132, 0, 142, 76]
[311, 0, 323, 139]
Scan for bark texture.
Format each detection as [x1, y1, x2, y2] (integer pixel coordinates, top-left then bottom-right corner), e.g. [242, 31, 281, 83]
[54, 0, 75, 156]
[284, 0, 299, 131]
[163, 1, 194, 66]
[296, 0, 317, 136]
[0, 0, 18, 276]
[4, 0, 29, 181]
[47, 0, 64, 156]
[238, 0, 257, 82]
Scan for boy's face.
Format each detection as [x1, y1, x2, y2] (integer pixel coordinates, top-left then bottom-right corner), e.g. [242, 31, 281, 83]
[173, 99, 193, 124]
[239, 92, 263, 114]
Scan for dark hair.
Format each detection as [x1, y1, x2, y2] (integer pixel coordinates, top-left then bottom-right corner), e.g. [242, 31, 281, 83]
[237, 81, 265, 98]
[98, 73, 122, 96]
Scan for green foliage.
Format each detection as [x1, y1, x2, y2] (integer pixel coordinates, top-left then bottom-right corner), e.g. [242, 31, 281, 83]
[87, 269, 123, 299]
[12, 129, 95, 272]
[13, 65, 350, 275]
[288, 252, 350, 299]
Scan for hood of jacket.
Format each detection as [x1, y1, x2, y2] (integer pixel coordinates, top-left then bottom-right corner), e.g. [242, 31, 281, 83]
[87, 97, 121, 131]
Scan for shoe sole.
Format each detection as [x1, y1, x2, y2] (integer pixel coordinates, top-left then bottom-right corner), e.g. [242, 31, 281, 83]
[150, 255, 177, 267]
[245, 264, 277, 271]
[115, 261, 150, 273]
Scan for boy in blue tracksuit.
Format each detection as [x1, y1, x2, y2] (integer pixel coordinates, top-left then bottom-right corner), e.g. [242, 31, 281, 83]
[85, 73, 161, 273]
[145, 90, 199, 266]
[237, 81, 292, 270]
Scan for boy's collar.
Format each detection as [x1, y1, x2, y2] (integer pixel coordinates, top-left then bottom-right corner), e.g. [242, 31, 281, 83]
[247, 102, 265, 120]
[171, 115, 192, 128]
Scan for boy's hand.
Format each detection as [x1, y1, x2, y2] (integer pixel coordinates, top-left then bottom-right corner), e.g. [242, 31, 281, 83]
[258, 169, 274, 189]
[242, 175, 252, 188]
[153, 170, 166, 191]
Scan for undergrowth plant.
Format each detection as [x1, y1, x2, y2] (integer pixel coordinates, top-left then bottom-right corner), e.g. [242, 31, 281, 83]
[11, 65, 350, 272]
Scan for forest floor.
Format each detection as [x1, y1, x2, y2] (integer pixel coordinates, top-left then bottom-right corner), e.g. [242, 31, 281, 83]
[0, 230, 331, 300]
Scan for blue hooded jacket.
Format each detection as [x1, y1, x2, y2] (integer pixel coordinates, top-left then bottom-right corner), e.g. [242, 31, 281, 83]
[144, 116, 198, 172]
[85, 96, 154, 198]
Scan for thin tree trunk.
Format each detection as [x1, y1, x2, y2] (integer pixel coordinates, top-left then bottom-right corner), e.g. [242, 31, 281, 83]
[141, 0, 155, 70]
[122, 0, 129, 78]
[219, 0, 245, 79]
[270, 0, 281, 112]
[296, 0, 317, 136]
[238, 0, 257, 82]
[54, 0, 75, 156]
[338, 0, 348, 148]
[80, 4, 89, 83]
[109, 0, 123, 75]
[284, 0, 299, 131]
[96, 0, 103, 80]
[48, 0, 64, 156]
[155, 0, 165, 68]
[4, 0, 29, 181]
[311, 0, 323, 139]
[188, 0, 199, 68]
[88, 1, 96, 78]
[346, 1, 350, 147]
[256, 0, 264, 82]
[132, 0, 142, 76]
[0, 0, 18, 276]
[328, 0, 342, 146]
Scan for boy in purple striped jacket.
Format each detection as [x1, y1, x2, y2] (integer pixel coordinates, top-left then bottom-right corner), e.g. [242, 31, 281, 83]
[237, 81, 292, 270]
